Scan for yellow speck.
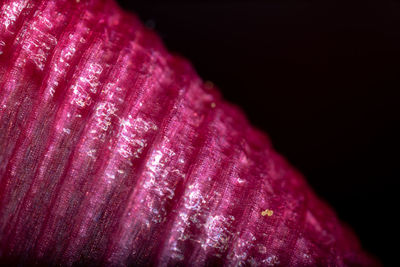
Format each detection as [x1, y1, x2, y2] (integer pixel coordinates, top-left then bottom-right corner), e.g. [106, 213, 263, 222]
[204, 81, 214, 90]
[261, 209, 273, 217]
[211, 102, 216, 108]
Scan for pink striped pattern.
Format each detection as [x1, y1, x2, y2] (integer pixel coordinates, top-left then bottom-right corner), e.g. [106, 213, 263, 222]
[0, 0, 378, 266]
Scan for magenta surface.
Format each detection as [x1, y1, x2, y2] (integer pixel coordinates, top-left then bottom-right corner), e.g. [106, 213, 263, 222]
[0, 0, 378, 266]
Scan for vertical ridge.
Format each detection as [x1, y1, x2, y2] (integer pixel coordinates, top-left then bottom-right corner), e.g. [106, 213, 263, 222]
[0, 0, 123, 261]
[56, 30, 180, 265]
[155, 103, 248, 266]
[0, 0, 81, 238]
[103, 59, 219, 265]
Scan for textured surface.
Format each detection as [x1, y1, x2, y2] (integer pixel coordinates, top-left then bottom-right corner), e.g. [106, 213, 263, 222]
[0, 0, 378, 266]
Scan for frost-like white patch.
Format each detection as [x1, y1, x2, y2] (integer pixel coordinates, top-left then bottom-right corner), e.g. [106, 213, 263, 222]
[94, 101, 117, 132]
[0, 40, 5, 55]
[86, 149, 97, 158]
[201, 214, 235, 254]
[62, 128, 71, 134]
[184, 185, 205, 211]
[236, 177, 245, 184]
[263, 255, 280, 266]
[71, 62, 103, 107]
[117, 116, 157, 159]
[1, 0, 27, 31]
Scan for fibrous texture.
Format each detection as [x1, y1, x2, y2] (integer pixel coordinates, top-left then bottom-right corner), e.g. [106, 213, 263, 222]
[0, 0, 378, 266]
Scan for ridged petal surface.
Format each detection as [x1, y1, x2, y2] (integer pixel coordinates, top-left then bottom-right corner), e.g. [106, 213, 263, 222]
[0, 0, 378, 266]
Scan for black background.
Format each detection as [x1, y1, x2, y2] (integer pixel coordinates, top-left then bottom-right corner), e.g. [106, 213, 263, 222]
[117, 0, 399, 265]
